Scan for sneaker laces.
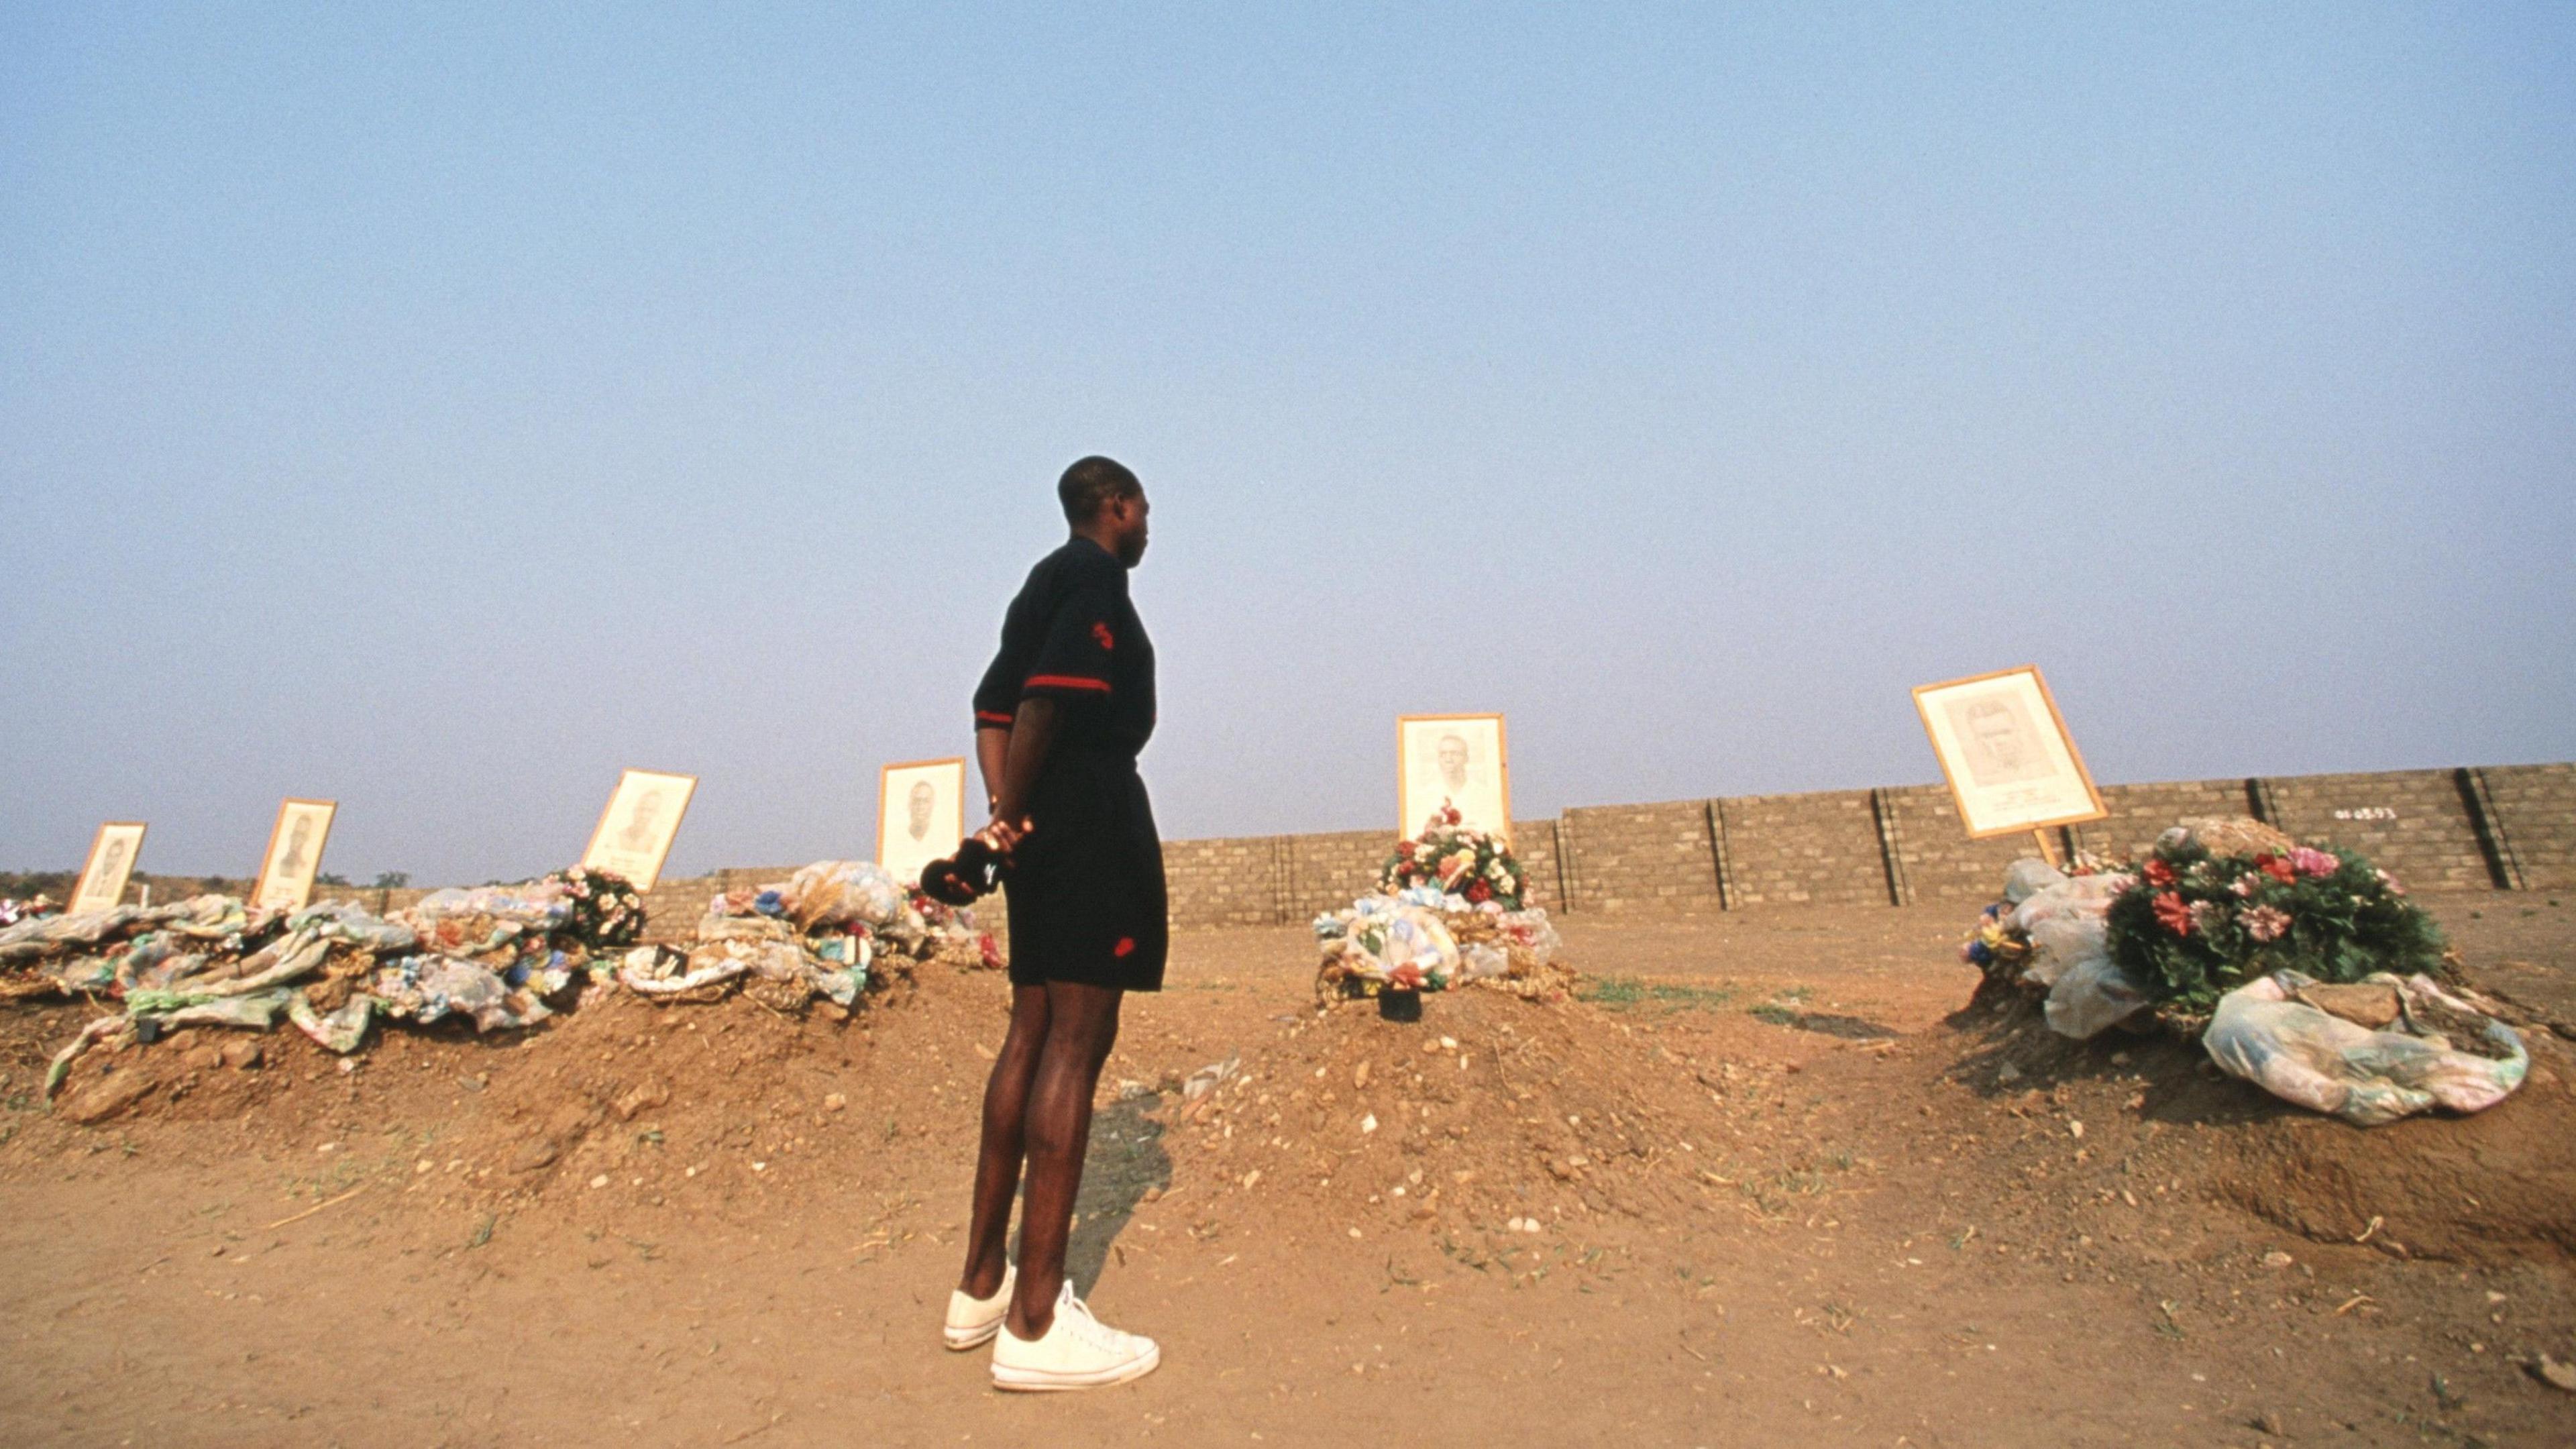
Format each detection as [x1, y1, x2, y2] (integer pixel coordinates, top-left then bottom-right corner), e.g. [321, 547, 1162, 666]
[1054, 1285, 1130, 1354]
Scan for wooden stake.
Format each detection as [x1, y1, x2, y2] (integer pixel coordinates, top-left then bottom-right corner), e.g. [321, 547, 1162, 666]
[2031, 828, 2062, 869]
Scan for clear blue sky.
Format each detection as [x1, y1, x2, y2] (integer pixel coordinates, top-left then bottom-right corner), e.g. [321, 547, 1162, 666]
[5, 3, 2571, 885]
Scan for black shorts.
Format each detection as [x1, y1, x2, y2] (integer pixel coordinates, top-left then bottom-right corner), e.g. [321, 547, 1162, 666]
[1005, 747, 1167, 991]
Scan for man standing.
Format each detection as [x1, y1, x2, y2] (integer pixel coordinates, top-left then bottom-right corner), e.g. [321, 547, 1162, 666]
[944, 456, 1165, 1391]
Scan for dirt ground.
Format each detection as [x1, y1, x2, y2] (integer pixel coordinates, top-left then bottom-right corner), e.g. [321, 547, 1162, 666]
[4, 894, 2574, 1447]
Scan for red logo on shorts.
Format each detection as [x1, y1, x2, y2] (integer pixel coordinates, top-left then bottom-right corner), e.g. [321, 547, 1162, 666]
[1091, 621, 1116, 651]
[1114, 936, 1136, 959]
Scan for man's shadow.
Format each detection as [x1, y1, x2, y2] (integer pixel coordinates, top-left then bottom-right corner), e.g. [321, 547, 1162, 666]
[1010, 1091, 1171, 1295]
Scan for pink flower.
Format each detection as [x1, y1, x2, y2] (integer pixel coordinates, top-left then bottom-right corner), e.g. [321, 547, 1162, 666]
[2289, 847, 2339, 879]
[2151, 892, 2193, 936]
[2374, 867, 2406, 897]
[2189, 900, 2226, 936]
[2241, 905, 2292, 942]
[2229, 873, 2263, 898]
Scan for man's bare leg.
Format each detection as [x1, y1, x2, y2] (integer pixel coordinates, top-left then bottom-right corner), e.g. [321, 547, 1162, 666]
[959, 984, 1051, 1299]
[1005, 979, 1124, 1340]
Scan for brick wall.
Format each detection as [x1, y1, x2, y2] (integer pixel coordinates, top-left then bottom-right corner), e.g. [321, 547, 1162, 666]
[1559, 801, 1719, 912]
[1713, 790, 1888, 908]
[2069, 777, 2259, 861]
[1878, 785, 2035, 904]
[1163, 835, 1284, 930]
[2261, 770, 2500, 894]
[146, 762, 2572, 934]
[2480, 763, 2576, 891]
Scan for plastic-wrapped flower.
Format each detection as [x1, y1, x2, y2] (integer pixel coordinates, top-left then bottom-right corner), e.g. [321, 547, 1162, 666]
[2151, 891, 2193, 936]
[2241, 904, 2292, 942]
[1438, 850, 1477, 888]
[2290, 847, 2339, 879]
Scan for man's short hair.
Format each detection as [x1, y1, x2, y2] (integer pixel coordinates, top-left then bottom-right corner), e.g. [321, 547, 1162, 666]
[1059, 455, 1142, 523]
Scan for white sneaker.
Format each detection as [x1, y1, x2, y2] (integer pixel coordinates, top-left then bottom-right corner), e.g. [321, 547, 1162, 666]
[989, 1282, 1161, 1391]
[943, 1265, 1016, 1350]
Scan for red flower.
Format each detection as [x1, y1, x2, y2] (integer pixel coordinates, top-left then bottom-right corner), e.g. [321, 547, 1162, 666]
[2257, 854, 2298, 885]
[2143, 858, 2176, 888]
[1466, 880, 1493, 904]
[2151, 891, 2194, 936]
[1389, 963, 1425, 989]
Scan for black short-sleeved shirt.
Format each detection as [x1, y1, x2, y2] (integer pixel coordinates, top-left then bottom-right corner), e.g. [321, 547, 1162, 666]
[973, 537, 1155, 755]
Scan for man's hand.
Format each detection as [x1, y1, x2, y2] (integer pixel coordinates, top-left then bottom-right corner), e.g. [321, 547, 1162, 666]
[976, 815, 1034, 857]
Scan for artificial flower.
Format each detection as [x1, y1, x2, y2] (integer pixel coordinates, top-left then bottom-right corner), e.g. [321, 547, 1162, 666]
[2241, 905, 2292, 942]
[1438, 851, 1477, 888]
[2152, 891, 2193, 936]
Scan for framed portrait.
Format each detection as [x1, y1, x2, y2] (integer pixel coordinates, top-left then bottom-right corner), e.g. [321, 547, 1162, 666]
[1398, 713, 1513, 845]
[69, 822, 148, 914]
[580, 768, 696, 892]
[1913, 665, 2107, 839]
[877, 757, 968, 890]
[253, 798, 339, 912]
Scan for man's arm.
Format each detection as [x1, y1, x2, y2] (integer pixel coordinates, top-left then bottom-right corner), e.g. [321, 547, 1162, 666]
[978, 696, 1059, 853]
[975, 726, 1010, 815]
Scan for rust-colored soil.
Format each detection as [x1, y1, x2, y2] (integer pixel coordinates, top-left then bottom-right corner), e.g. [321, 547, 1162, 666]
[3, 896, 2573, 1446]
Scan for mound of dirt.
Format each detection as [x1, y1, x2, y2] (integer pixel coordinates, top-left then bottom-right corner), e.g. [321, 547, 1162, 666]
[5, 959, 1025, 1240]
[1931, 984, 2576, 1269]
[1163, 985, 1846, 1250]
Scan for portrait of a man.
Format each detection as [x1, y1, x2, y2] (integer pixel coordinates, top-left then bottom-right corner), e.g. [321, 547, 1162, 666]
[878, 758, 966, 890]
[908, 780, 938, 842]
[1913, 667, 2106, 839]
[1398, 714, 1512, 845]
[254, 800, 338, 912]
[1945, 694, 2053, 788]
[617, 790, 664, 853]
[580, 769, 696, 892]
[71, 822, 147, 914]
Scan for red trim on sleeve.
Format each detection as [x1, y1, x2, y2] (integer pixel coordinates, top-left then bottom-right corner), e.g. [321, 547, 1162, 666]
[975, 711, 1015, 726]
[1024, 674, 1112, 694]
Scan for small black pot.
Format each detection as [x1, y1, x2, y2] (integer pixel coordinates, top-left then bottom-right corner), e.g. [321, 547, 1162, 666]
[1377, 988, 1423, 1022]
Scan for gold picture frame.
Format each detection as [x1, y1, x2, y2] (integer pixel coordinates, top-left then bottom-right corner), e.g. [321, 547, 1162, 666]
[1912, 665, 2107, 841]
[876, 757, 968, 890]
[579, 768, 697, 892]
[1397, 713, 1513, 846]
[70, 822, 148, 914]
[252, 798, 339, 913]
